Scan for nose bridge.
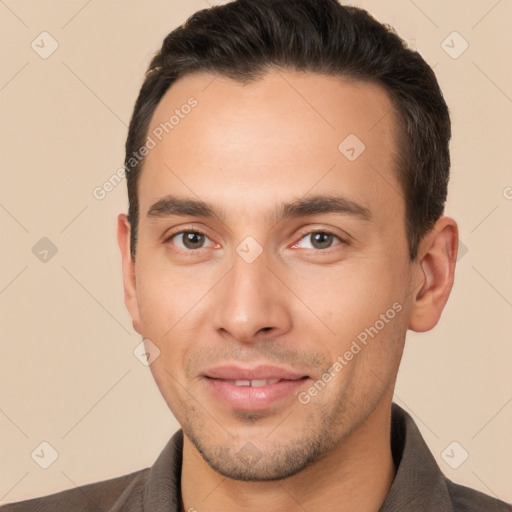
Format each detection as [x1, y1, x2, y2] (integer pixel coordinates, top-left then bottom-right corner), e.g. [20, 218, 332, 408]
[211, 244, 292, 342]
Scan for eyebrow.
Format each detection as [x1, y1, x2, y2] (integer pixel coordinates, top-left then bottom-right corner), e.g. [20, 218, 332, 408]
[146, 193, 372, 224]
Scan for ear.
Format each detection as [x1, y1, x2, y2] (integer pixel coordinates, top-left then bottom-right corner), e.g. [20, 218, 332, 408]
[117, 214, 142, 335]
[408, 216, 458, 332]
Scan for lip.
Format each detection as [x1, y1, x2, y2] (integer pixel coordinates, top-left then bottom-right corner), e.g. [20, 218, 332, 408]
[201, 365, 311, 411]
[202, 364, 308, 381]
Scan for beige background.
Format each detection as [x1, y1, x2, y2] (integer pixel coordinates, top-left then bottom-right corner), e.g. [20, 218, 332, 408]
[1, 0, 511, 505]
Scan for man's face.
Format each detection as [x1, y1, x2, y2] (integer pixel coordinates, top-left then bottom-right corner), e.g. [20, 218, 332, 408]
[122, 71, 415, 480]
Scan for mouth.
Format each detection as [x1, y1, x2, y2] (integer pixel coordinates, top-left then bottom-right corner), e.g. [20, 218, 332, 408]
[201, 365, 311, 411]
[220, 378, 284, 387]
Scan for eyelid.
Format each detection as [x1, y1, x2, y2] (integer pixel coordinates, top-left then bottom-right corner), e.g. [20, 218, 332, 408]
[164, 227, 217, 251]
[290, 227, 349, 250]
[163, 224, 210, 241]
[163, 225, 350, 253]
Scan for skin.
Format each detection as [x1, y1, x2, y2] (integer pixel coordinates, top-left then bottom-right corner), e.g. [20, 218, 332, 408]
[117, 70, 458, 512]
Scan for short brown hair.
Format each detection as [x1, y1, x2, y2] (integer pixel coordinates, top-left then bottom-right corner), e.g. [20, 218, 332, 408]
[125, 0, 451, 261]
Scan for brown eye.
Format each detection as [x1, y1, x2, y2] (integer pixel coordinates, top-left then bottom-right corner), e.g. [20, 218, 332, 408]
[295, 231, 342, 250]
[169, 231, 213, 251]
[182, 232, 205, 249]
[310, 232, 334, 249]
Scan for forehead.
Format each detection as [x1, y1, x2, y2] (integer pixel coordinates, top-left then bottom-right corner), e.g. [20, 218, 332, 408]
[139, 70, 402, 221]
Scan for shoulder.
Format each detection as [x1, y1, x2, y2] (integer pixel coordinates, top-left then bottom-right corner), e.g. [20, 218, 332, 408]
[447, 480, 512, 512]
[386, 404, 511, 512]
[0, 430, 184, 512]
[0, 468, 150, 512]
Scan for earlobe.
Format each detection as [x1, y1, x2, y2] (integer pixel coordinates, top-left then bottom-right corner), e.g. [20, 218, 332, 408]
[117, 214, 142, 335]
[408, 217, 458, 333]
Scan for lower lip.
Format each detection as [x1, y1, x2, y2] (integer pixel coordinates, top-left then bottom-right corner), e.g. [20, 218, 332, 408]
[203, 377, 310, 411]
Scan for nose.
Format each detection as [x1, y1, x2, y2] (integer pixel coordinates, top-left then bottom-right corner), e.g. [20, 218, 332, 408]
[211, 248, 293, 344]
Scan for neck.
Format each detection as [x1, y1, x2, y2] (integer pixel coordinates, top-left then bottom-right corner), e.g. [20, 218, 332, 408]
[181, 400, 396, 512]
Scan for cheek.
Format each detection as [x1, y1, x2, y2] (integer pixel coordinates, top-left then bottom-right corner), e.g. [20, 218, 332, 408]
[135, 265, 198, 332]
[290, 258, 409, 386]
[292, 259, 403, 328]
[147, 359, 189, 422]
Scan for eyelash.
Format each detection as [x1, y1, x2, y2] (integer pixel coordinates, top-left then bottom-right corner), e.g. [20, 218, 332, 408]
[164, 228, 346, 253]
[293, 228, 345, 251]
[165, 228, 215, 253]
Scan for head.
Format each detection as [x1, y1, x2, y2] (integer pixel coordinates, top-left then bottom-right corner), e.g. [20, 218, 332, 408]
[118, 0, 458, 481]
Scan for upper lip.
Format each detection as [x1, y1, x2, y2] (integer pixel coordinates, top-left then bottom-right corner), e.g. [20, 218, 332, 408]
[202, 365, 308, 381]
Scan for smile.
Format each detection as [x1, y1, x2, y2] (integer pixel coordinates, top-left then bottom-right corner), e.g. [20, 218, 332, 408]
[227, 379, 281, 387]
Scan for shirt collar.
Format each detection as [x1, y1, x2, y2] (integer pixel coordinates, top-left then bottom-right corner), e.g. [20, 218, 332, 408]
[143, 428, 183, 511]
[142, 403, 455, 511]
[379, 403, 455, 511]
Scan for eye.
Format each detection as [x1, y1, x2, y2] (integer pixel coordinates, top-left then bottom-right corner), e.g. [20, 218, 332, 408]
[167, 230, 216, 251]
[293, 230, 344, 250]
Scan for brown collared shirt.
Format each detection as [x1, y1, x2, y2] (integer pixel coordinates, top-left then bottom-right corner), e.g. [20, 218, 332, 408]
[1, 404, 510, 511]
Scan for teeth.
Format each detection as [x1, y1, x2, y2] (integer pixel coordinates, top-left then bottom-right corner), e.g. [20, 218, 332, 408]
[251, 379, 269, 387]
[232, 379, 280, 387]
